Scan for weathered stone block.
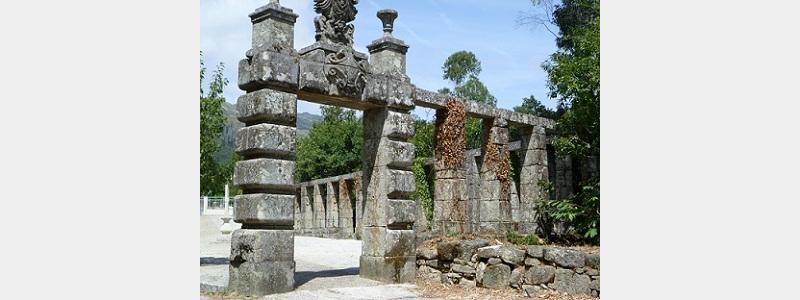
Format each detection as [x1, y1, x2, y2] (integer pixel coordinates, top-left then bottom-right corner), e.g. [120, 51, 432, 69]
[480, 263, 511, 289]
[451, 263, 476, 276]
[361, 227, 415, 257]
[543, 248, 586, 269]
[510, 266, 525, 288]
[479, 200, 511, 222]
[234, 194, 294, 225]
[524, 264, 556, 285]
[382, 111, 415, 139]
[249, 4, 297, 53]
[359, 255, 416, 283]
[416, 247, 438, 260]
[433, 200, 467, 221]
[524, 257, 542, 266]
[435, 180, 467, 204]
[363, 74, 414, 110]
[434, 168, 466, 180]
[499, 246, 525, 266]
[551, 269, 591, 295]
[586, 253, 600, 270]
[368, 47, 407, 79]
[236, 89, 297, 126]
[457, 240, 490, 262]
[230, 229, 294, 263]
[526, 245, 545, 258]
[247, 50, 299, 91]
[297, 59, 328, 95]
[228, 260, 295, 296]
[387, 170, 415, 198]
[235, 124, 296, 158]
[233, 158, 294, 192]
[385, 199, 416, 226]
[383, 140, 415, 169]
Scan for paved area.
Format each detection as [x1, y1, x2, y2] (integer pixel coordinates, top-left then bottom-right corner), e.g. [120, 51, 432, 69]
[200, 215, 431, 299]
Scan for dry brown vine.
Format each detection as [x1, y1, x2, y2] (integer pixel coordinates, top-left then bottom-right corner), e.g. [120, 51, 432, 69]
[482, 120, 512, 198]
[434, 99, 467, 170]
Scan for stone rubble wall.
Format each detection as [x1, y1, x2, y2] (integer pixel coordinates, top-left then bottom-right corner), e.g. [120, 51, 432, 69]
[416, 239, 599, 297]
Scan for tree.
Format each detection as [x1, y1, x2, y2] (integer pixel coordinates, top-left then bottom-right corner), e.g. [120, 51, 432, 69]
[295, 106, 363, 182]
[200, 52, 232, 196]
[514, 95, 560, 120]
[533, 0, 600, 244]
[442, 51, 482, 86]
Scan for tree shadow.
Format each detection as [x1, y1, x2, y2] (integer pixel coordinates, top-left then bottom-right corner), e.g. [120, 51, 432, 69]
[200, 257, 229, 266]
[295, 267, 360, 287]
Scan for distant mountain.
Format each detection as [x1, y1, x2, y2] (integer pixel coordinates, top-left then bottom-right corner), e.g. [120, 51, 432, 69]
[213, 102, 322, 163]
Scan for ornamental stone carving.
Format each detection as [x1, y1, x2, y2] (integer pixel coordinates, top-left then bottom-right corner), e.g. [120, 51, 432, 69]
[313, 0, 359, 47]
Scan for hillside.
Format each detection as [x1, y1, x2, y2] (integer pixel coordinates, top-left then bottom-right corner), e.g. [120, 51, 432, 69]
[213, 102, 322, 163]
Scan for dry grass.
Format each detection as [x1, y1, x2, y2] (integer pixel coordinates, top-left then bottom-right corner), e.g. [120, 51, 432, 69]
[416, 274, 599, 300]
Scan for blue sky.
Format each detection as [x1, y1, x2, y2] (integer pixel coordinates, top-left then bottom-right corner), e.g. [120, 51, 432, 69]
[201, 0, 558, 118]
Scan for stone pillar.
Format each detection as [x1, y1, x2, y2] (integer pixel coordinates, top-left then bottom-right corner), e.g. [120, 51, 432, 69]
[300, 186, 312, 235]
[432, 110, 468, 235]
[313, 184, 325, 237]
[360, 9, 417, 283]
[326, 181, 340, 236]
[339, 178, 355, 238]
[203, 196, 209, 215]
[465, 153, 481, 233]
[230, 1, 298, 296]
[354, 175, 364, 238]
[517, 125, 549, 235]
[478, 118, 512, 235]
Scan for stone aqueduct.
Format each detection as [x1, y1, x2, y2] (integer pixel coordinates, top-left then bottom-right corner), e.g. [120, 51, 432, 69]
[229, 0, 556, 296]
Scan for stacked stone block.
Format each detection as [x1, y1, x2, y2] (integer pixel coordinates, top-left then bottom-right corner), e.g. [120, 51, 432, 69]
[359, 10, 417, 283]
[229, 1, 298, 296]
[517, 126, 550, 235]
[433, 112, 469, 235]
[338, 178, 356, 238]
[478, 118, 513, 235]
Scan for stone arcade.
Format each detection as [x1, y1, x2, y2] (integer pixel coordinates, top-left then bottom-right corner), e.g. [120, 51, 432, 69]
[229, 0, 555, 296]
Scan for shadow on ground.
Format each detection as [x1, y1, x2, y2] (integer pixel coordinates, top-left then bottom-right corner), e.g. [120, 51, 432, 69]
[200, 257, 229, 266]
[295, 267, 360, 287]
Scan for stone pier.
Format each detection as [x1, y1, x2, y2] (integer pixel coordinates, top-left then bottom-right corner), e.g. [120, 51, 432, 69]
[517, 125, 550, 234]
[478, 117, 513, 235]
[229, 1, 298, 296]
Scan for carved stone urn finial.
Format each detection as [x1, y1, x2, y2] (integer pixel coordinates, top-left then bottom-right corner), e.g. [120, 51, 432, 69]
[377, 9, 398, 37]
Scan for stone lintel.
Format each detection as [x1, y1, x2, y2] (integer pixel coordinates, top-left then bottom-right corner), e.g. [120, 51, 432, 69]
[412, 87, 555, 128]
[363, 74, 414, 110]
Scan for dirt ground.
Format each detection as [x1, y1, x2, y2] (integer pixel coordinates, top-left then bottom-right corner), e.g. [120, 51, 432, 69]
[415, 274, 599, 300]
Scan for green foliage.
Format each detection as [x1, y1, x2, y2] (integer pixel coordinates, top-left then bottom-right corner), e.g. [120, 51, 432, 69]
[200, 52, 234, 196]
[523, 0, 599, 244]
[543, 0, 600, 160]
[541, 178, 599, 244]
[506, 230, 542, 245]
[410, 117, 435, 159]
[514, 95, 561, 120]
[454, 78, 497, 107]
[295, 106, 363, 182]
[412, 157, 434, 227]
[442, 50, 482, 86]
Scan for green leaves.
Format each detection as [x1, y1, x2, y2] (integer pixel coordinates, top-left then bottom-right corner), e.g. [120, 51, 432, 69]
[412, 157, 434, 227]
[442, 51, 482, 86]
[200, 53, 234, 196]
[295, 106, 363, 182]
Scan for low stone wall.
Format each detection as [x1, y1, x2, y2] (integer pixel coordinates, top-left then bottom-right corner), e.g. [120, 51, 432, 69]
[416, 239, 600, 297]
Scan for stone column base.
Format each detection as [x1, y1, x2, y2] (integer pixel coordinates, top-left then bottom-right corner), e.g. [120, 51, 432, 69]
[359, 255, 416, 283]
